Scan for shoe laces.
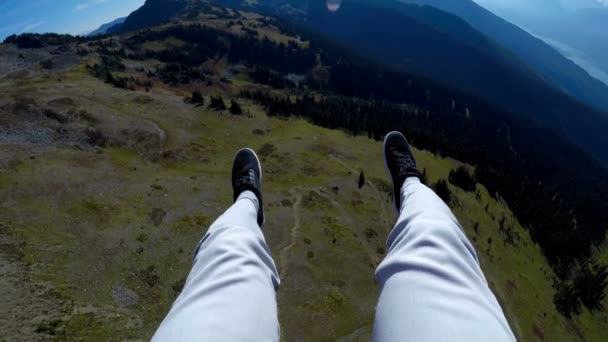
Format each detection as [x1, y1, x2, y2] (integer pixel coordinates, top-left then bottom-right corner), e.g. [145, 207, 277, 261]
[235, 169, 256, 188]
[390, 144, 414, 164]
[387, 146, 415, 178]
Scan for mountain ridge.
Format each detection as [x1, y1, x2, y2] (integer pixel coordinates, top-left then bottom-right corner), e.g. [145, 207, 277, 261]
[88, 17, 127, 36]
[301, 0, 608, 164]
[107, 0, 608, 164]
[114, 0, 190, 33]
[400, 0, 608, 114]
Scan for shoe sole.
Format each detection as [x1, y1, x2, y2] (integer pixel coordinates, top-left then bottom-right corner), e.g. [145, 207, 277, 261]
[383, 132, 401, 216]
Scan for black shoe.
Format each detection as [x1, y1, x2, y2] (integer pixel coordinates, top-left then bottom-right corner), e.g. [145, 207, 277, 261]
[232, 148, 265, 227]
[384, 131, 422, 212]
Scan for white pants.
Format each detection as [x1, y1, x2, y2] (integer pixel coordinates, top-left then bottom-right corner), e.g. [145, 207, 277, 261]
[153, 180, 515, 341]
[153, 191, 280, 342]
[373, 178, 514, 341]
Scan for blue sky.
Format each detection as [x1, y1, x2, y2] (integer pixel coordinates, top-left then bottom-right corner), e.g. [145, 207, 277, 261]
[0, 0, 145, 40]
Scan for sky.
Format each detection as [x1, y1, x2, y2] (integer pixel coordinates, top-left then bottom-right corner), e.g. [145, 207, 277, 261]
[474, 0, 607, 14]
[0, 0, 145, 40]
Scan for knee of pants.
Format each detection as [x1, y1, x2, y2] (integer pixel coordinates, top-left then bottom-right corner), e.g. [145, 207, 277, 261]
[194, 224, 264, 263]
[388, 219, 479, 269]
[390, 213, 465, 248]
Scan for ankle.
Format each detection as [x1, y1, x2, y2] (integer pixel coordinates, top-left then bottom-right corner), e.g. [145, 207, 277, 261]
[237, 190, 260, 212]
[403, 176, 421, 188]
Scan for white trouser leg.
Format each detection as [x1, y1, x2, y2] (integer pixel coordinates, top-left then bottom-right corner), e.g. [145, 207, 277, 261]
[152, 191, 280, 342]
[373, 178, 515, 341]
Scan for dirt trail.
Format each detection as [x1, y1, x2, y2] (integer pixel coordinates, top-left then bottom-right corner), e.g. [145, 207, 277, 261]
[278, 186, 381, 279]
[278, 189, 303, 279]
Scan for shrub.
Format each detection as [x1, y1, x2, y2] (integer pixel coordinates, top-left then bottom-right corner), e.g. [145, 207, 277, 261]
[258, 143, 276, 157]
[89, 55, 129, 89]
[172, 278, 186, 296]
[449, 166, 477, 192]
[433, 179, 452, 204]
[209, 95, 226, 110]
[229, 99, 243, 115]
[85, 127, 107, 147]
[35, 318, 62, 335]
[138, 266, 160, 288]
[554, 280, 581, 317]
[358, 171, 365, 189]
[554, 262, 608, 317]
[136, 233, 148, 243]
[191, 90, 204, 104]
[574, 263, 608, 312]
[40, 59, 54, 70]
[4, 34, 43, 48]
[420, 168, 429, 185]
[364, 228, 378, 240]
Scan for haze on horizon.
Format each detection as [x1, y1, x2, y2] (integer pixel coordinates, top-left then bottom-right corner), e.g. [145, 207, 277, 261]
[474, 0, 608, 86]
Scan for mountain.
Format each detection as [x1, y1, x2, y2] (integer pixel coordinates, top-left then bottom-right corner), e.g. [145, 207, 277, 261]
[305, 0, 543, 98]
[67, 0, 608, 259]
[106, 0, 608, 165]
[399, 0, 608, 114]
[532, 31, 608, 88]
[514, 7, 608, 81]
[113, 0, 189, 33]
[111, 0, 608, 163]
[88, 17, 127, 36]
[297, 0, 608, 164]
[476, 2, 608, 86]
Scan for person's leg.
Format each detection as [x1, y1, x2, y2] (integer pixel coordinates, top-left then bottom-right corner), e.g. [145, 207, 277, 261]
[153, 149, 280, 342]
[374, 132, 514, 342]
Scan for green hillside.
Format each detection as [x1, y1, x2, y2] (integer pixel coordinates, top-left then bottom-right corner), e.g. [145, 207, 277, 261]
[0, 6, 607, 342]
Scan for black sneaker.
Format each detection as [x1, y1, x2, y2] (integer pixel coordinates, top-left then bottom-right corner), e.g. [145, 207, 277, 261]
[232, 148, 265, 227]
[383, 131, 422, 212]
